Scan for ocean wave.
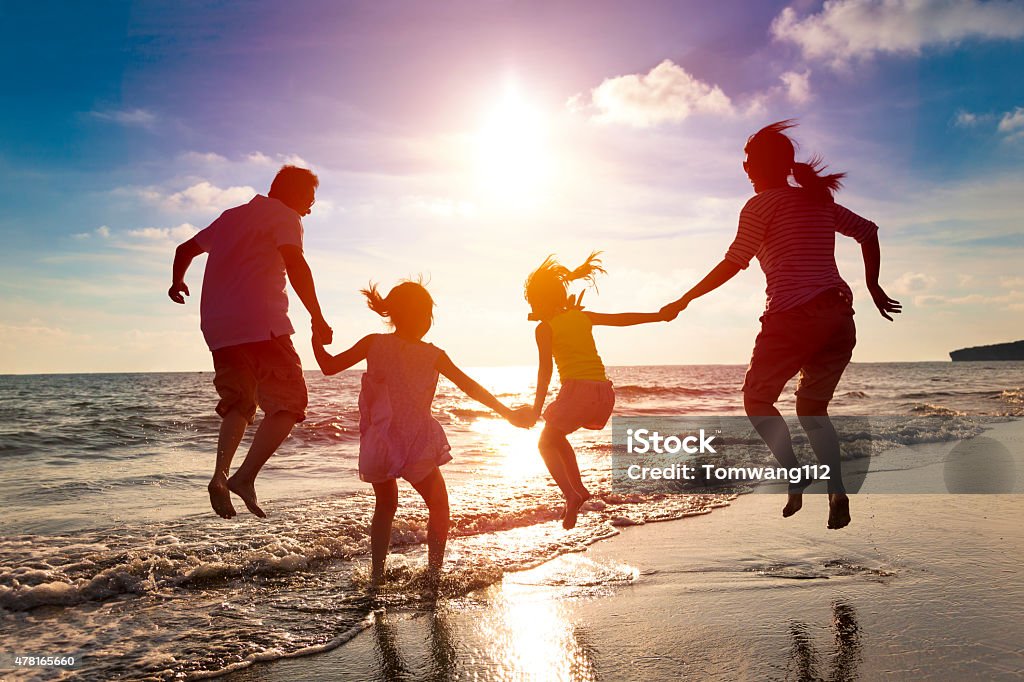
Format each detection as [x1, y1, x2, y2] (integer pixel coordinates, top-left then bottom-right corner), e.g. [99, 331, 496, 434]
[839, 390, 869, 399]
[614, 384, 733, 399]
[1000, 388, 1024, 405]
[0, 489, 728, 613]
[909, 403, 966, 417]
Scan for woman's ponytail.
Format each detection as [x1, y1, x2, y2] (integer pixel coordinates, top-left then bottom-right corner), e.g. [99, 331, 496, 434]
[791, 155, 846, 203]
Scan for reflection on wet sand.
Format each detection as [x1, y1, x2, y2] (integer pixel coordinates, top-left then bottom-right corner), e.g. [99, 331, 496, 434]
[368, 570, 604, 680]
[788, 600, 862, 681]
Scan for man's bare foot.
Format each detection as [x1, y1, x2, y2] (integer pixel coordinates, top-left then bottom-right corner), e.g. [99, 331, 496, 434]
[208, 475, 236, 519]
[782, 492, 803, 518]
[827, 493, 851, 529]
[562, 490, 592, 530]
[226, 474, 267, 518]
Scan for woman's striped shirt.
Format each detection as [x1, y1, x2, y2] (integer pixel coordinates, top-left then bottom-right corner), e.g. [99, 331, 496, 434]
[724, 187, 878, 314]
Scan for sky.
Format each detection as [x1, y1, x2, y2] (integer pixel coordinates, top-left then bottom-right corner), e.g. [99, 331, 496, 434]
[1, 0, 1023, 374]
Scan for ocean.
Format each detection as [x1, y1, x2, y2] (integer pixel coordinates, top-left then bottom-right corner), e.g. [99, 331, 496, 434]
[1, 362, 1022, 679]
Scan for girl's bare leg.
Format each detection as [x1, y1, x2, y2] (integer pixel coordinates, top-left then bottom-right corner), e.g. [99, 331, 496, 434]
[410, 468, 450, 582]
[539, 426, 588, 529]
[370, 480, 399, 586]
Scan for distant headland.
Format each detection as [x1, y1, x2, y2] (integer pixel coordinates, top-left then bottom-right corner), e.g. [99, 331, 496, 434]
[950, 340, 1024, 361]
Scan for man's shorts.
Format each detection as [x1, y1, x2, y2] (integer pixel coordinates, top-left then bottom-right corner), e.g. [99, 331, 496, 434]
[211, 335, 307, 423]
[543, 379, 615, 433]
[742, 288, 857, 406]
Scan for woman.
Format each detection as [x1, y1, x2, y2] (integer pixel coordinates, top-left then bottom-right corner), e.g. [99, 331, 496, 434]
[661, 120, 900, 529]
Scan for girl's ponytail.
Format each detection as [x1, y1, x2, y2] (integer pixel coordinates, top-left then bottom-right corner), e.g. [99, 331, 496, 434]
[566, 251, 607, 287]
[360, 279, 435, 335]
[525, 252, 607, 313]
[361, 283, 389, 318]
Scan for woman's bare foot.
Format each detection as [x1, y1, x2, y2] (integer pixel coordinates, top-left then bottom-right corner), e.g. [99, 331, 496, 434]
[208, 474, 236, 519]
[562, 490, 592, 530]
[782, 492, 803, 518]
[226, 474, 267, 518]
[827, 493, 851, 529]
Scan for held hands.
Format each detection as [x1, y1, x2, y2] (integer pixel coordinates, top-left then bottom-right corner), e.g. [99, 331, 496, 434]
[868, 284, 902, 321]
[508, 406, 538, 429]
[311, 317, 334, 345]
[168, 282, 189, 304]
[659, 298, 688, 322]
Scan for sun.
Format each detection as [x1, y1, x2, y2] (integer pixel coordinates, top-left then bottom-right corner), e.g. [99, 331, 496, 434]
[475, 85, 552, 205]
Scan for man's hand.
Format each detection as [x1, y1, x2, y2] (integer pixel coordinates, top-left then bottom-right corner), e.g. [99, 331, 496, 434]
[868, 284, 902, 321]
[312, 317, 334, 345]
[168, 282, 190, 304]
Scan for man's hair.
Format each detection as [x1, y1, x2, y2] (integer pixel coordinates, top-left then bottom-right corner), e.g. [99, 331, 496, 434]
[269, 165, 319, 205]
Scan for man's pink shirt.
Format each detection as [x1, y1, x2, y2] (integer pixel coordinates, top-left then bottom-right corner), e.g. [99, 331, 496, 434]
[193, 195, 303, 351]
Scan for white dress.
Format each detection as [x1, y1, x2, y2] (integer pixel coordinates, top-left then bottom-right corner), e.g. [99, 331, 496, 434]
[358, 334, 452, 483]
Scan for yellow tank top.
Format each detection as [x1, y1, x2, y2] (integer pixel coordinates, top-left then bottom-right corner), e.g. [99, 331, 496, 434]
[548, 309, 607, 382]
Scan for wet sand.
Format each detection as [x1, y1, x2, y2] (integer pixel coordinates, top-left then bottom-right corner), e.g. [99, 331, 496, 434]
[227, 423, 1024, 681]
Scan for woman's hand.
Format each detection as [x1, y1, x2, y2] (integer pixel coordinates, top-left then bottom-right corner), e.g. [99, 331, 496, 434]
[659, 299, 688, 321]
[868, 284, 902, 321]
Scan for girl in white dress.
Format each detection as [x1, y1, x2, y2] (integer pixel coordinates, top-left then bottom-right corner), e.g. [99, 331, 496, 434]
[312, 281, 530, 587]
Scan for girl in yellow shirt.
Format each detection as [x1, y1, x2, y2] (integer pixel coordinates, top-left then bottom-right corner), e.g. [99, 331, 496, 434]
[525, 252, 670, 529]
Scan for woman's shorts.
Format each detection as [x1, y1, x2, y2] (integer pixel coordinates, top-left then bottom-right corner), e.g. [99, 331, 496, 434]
[543, 379, 615, 433]
[742, 288, 857, 406]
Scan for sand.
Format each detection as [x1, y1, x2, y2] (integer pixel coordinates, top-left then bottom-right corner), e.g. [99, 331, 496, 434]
[226, 422, 1024, 681]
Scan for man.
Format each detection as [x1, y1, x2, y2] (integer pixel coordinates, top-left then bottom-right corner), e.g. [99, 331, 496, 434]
[169, 165, 333, 519]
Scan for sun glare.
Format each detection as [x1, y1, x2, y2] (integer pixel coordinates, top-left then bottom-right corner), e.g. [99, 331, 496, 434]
[475, 85, 552, 205]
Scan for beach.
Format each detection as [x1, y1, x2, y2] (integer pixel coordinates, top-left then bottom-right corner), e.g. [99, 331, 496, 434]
[1, 364, 1022, 680]
[227, 489, 1024, 681]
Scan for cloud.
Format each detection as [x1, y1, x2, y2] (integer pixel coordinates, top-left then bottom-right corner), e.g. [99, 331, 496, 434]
[126, 223, 198, 242]
[892, 271, 937, 294]
[570, 59, 735, 127]
[780, 70, 812, 104]
[88, 107, 158, 128]
[997, 107, 1024, 138]
[164, 182, 255, 212]
[245, 151, 310, 167]
[121, 181, 256, 214]
[949, 106, 1024, 138]
[772, 0, 1024, 65]
[914, 289, 1024, 309]
[180, 151, 228, 164]
[72, 225, 111, 240]
[953, 109, 986, 128]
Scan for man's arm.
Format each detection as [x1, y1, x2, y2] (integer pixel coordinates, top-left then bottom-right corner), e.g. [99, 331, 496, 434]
[661, 259, 743, 319]
[168, 238, 204, 304]
[279, 244, 333, 344]
[860, 233, 902, 321]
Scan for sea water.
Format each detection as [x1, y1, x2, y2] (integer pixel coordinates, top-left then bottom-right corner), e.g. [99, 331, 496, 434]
[0, 362, 1022, 679]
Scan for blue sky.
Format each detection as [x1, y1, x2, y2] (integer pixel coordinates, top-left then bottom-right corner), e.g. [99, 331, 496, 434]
[1, 0, 1023, 373]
